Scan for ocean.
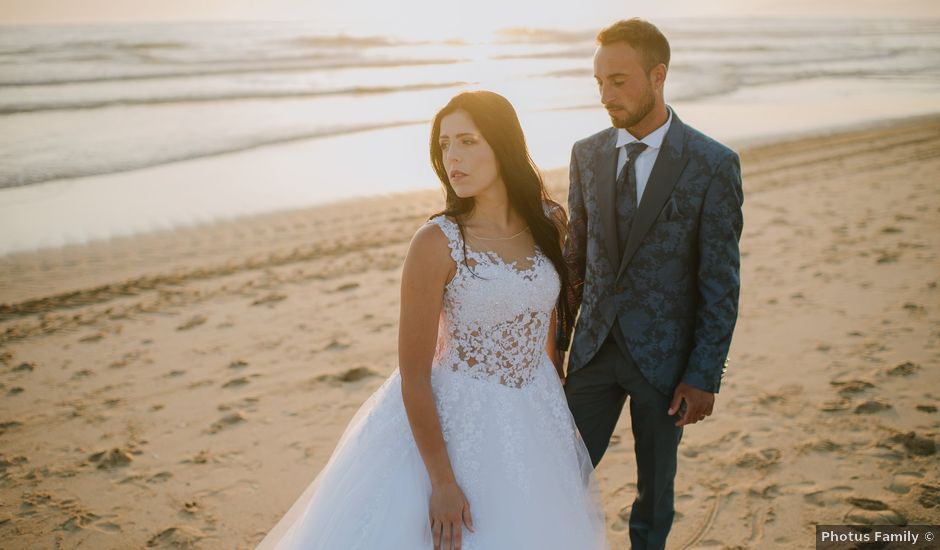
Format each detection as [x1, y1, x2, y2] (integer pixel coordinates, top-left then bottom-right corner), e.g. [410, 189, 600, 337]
[1, 17, 939, 253]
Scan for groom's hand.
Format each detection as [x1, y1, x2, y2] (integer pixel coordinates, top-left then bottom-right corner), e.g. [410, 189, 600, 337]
[668, 383, 715, 427]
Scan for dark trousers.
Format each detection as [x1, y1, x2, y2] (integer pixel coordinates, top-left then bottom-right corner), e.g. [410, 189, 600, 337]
[565, 323, 683, 550]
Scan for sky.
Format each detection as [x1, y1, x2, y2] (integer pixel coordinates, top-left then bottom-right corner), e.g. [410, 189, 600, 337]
[1, 0, 938, 38]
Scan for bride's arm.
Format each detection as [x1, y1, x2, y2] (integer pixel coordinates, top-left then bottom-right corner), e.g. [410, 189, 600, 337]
[398, 222, 454, 486]
[398, 222, 474, 548]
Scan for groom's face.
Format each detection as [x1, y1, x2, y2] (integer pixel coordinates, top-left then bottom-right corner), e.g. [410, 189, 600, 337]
[594, 42, 658, 130]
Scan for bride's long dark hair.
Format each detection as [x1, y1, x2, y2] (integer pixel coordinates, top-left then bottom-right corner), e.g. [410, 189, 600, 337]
[428, 90, 572, 348]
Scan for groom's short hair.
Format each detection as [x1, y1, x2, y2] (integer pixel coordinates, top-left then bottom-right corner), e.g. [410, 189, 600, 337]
[597, 18, 670, 72]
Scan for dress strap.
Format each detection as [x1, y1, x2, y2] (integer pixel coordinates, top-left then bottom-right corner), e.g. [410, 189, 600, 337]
[428, 215, 465, 265]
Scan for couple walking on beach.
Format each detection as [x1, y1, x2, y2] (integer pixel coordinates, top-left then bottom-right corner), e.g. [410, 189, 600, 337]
[257, 18, 743, 550]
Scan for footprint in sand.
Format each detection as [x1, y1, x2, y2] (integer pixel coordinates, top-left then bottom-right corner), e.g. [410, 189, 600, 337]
[176, 315, 207, 331]
[7, 387, 24, 396]
[876, 245, 904, 263]
[735, 448, 782, 470]
[887, 361, 920, 376]
[0, 420, 24, 435]
[607, 508, 630, 532]
[163, 370, 186, 378]
[251, 293, 287, 306]
[147, 471, 173, 483]
[916, 404, 937, 413]
[207, 411, 247, 434]
[370, 321, 396, 333]
[218, 396, 260, 412]
[323, 339, 351, 352]
[181, 450, 212, 465]
[228, 360, 249, 370]
[314, 367, 380, 386]
[147, 525, 207, 548]
[221, 377, 250, 389]
[883, 431, 936, 457]
[888, 472, 924, 494]
[334, 282, 360, 292]
[71, 369, 94, 380]
[108, 350, 147, 370]
[59, 511, 101, 532]
[749, 483, 781, 500]
[798, 438, 841, 454]
[844, 497, 906, 525]
[96, 520, 122, 532]
[831, 379, 874, 397]
[886, 361, 920, 376]
[803, 486, 852, 507]
[0, 455, 29, 475]
[79, 332, 105, 343]
[854, 400, 892, 414]
[11, 362, 35, 373]
[918, 484, 940, 509]
[88, 448, 134, 470]
[20, 490, 53, 514]
[757, 384, 804, 417]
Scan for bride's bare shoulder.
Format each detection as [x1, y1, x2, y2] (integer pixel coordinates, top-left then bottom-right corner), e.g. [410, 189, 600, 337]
[403, 217, 455, 274]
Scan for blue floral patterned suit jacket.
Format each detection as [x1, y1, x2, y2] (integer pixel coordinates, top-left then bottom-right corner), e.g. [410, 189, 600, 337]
[558, 108, 743, 395]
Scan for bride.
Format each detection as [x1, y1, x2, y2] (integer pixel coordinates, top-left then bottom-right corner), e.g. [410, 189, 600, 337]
[256, 90, 609, 550]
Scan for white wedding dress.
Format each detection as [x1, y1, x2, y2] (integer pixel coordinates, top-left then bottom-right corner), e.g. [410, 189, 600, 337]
[257, 215, 608, 549]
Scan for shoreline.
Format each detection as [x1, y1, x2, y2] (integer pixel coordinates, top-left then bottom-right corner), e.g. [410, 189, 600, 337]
[2, 75, 939, 257]
[0, 107, 940, 268]
[2, 112, 939, 308]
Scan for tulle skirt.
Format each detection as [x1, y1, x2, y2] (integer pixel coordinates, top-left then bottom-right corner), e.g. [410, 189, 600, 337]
[257, 357, 608, 549]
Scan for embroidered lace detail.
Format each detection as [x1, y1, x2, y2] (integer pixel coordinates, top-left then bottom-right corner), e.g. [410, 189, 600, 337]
[428, 215, 559, 389]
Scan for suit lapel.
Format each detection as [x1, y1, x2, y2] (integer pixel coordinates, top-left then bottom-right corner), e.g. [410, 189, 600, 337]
[592, 129, 620, 270]
[616, 111, 689, 281]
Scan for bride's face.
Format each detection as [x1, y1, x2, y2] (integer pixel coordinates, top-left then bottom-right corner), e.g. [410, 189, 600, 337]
[438, 109, 502, 199]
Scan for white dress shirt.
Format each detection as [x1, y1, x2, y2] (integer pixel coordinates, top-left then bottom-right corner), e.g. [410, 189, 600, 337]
[615, 108, 672, 205]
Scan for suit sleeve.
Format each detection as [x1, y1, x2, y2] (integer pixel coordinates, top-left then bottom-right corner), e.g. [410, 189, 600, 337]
[557, 145, 588, 352]
[682, 152, 743, 393]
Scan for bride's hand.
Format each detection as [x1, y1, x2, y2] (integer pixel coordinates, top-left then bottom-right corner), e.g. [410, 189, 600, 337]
[429, 481, 474, 550]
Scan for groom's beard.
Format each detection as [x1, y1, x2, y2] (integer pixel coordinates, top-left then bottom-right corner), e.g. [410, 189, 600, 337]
[606, 85, 656, 130]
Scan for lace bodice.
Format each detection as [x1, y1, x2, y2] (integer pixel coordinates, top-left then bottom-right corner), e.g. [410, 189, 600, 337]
[429, 215, 560, 388]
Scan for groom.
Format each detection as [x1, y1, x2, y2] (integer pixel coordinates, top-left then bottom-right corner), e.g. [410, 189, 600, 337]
[558, 18, 743, 550]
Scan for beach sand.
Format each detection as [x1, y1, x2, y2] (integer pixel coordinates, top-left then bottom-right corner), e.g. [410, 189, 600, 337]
[1, 116, 938, 549]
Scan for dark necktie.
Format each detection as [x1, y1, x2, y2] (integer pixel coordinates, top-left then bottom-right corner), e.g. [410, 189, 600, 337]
[615, 142, 648, 254]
